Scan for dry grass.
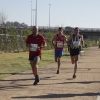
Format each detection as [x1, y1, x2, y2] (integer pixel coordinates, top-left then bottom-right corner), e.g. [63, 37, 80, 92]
[0, 50, 69, 79]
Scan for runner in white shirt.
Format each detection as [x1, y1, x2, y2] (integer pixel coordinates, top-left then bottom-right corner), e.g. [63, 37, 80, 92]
[67, 27, 84, 78]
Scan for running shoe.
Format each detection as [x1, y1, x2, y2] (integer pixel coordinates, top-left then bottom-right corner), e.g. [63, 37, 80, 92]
[73, 74, 76, 79]
[57, 70, 59, 74]
[33, 75, 40, 85]
[33, 80, 38, 85]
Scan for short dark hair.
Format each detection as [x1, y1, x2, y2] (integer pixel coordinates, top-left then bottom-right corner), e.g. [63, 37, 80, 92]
[58, 27, 62, 30]
[74, 27, 79, 30]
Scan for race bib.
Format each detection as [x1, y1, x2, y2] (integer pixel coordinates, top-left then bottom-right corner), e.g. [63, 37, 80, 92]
[57, 41, 63, 48]
[73, 41, 80, 47]
[30, 44, 38, 51]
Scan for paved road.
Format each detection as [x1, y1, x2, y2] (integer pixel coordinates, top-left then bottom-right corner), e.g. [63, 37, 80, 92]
[0, 46, 100, 100]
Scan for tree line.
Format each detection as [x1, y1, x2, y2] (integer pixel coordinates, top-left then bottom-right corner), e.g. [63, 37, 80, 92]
[0, 27, 56, 53]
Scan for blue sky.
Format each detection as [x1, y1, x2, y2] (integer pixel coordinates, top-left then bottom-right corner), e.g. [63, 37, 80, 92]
[0, 0, 99, 28]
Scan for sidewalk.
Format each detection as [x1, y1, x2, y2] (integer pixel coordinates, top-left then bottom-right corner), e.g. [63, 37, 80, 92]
[0, 46, 100, 100]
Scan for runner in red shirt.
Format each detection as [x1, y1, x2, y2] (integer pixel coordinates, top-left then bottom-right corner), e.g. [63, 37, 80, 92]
[26, 26, 46, 85]
[52, 27, 67, 74]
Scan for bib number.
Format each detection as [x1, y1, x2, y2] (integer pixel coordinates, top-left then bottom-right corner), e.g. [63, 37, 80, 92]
[30, 44, 38, 51]
[57, 41, 63, 48]
[73, 41, 80, 48]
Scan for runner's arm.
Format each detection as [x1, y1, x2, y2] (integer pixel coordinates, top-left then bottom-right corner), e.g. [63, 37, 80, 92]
[26, 36, 31, 48]
[81, 35, 84, 47]
[64, 35, 68, 46]
[67, 35, 72, 46]
[39, 36, 47, 49]
[52, 35, 56, 47]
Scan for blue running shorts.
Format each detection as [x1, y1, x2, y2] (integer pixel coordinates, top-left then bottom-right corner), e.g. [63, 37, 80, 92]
[55, 50, 64, 57]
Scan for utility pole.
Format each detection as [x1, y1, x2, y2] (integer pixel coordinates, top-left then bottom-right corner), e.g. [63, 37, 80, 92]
[49, 4, 51, 32]
[31, 1, 32, 26]
[35, 0, 37, 26]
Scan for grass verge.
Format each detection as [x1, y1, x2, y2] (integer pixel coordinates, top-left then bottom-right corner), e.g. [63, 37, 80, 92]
[0, 49, 69, 79]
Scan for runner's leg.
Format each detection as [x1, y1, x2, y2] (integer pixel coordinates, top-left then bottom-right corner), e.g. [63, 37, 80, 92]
[73, 55, 78, 78]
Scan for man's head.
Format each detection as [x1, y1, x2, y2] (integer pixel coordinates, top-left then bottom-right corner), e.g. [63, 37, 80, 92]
[74, 27, 80, 34]
[32, 26, 38, 36]
[58, 27, 63, 34]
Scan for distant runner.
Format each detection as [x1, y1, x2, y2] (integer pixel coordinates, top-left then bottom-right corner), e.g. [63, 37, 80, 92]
[68, 27, 84, 78]
[52, 27, 67, 74]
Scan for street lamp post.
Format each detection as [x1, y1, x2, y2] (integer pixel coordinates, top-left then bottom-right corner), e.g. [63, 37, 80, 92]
[35, 0, 37, 26]
[31, 1, 36, 27]
[31, 1, 32, 26]
[32, 9, 36, 26]
[49, 4, 51, 32]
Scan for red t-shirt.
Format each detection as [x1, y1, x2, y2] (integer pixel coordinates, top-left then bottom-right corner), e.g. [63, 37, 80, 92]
[55, 34, 65, 50]
[26, 34, 46, 57]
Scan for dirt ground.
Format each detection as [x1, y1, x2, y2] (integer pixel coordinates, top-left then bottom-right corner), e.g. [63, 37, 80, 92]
[0, 46, 100, 100]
